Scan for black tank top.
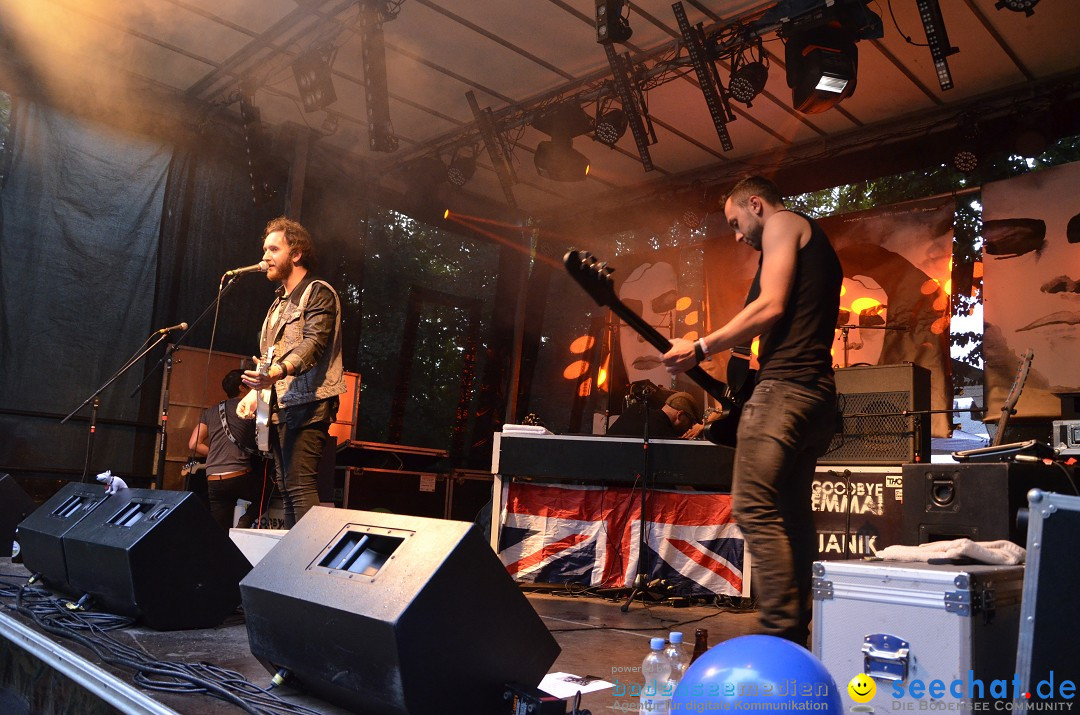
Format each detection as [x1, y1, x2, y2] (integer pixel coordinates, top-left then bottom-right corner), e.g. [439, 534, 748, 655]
[745, 211, 843, 384]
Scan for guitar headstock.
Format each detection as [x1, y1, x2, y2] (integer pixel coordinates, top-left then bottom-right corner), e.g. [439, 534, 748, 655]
[563, 249, 617, 308]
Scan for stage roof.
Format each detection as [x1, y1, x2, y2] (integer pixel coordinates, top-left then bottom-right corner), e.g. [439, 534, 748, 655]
[2, 0, 1079, 220]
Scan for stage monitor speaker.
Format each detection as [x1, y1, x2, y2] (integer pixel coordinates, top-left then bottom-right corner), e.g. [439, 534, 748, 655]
[1, 474, 36, 557]
[61, 488, 252, 630]
[901, 462, 1076, 546]
[819, 363, 930, 465]
[16, 481, 110, 592]
[240, 507, 561, 715]
[1016, 490, 1080, 707]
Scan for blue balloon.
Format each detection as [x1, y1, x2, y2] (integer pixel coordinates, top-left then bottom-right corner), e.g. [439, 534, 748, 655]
[671, 635, 842, 712]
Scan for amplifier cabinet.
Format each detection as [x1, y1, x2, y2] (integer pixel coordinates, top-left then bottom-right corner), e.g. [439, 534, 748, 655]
[901, 462, 1076, 546]
[819, 363, 930, 466]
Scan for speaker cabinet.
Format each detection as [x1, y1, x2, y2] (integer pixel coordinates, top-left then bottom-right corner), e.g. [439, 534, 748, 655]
[240, 507, 560, 715]
[901, 463, 1076, 546]
[820, 363, 931, 465]
[1, 474, 36, 556]
[1016, 490, 1080, 706]
[16, 481, 110, 591]
[59, 488, 251, 630]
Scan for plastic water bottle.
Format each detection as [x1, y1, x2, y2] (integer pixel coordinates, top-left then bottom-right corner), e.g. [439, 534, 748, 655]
[665, 631, 690, 684]
[640, 637, 672, 713]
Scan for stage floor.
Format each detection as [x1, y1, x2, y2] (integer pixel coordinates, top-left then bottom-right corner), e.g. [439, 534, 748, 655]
[0, 558, 760, 714]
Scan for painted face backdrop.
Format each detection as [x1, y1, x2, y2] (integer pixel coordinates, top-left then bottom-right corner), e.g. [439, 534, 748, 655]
[982, 161, 1080, 419]
[704, 198, 954, 437]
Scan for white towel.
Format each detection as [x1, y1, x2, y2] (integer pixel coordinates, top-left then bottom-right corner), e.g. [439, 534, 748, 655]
[875, 538, 1025, 565]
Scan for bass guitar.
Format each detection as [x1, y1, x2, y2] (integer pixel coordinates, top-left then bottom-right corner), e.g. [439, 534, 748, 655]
[564, 249, 738, 444]
[255, 345, 275, 453]
[992, 348, 1033, 447]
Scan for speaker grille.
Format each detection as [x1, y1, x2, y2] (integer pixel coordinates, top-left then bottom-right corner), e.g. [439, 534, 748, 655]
[822, 391, 923, 464]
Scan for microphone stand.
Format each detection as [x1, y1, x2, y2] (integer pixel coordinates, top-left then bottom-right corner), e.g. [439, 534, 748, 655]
[131, 273, 248, 489]
[62, 331, 173, 483]
[622, 385, 661, 612]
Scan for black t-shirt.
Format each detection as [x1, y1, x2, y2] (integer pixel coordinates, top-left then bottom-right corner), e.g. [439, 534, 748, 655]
[745, 211, 843, 384]
[199, 397, 256, 475]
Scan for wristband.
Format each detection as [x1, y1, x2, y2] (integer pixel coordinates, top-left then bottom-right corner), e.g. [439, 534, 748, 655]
[693, 340, 706, 364]
[696, 338, 710, 361]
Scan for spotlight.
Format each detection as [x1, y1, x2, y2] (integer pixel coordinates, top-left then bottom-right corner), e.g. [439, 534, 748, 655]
[995, 0, 1039, 16]
[534, 137, 590, 182]
[595, 0, 632, 44]
[446, 147, 477, 187]
[532, 102, 592, 181]
[291, 46, 337, 113]
[952, 149, 978, 173]
[785, 29, 858, 114]
[594, 108, 628, 147]
[729, 60, 769, 107]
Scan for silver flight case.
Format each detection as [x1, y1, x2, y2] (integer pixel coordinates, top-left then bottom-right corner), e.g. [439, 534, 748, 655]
[812, 559, 1024, 713]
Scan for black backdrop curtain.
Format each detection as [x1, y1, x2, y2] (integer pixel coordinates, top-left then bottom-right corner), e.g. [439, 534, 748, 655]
[0, 100, 171, 479]
[0, 97, 290, 481]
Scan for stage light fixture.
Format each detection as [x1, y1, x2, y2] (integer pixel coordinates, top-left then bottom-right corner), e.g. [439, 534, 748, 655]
[995, 0, 1039, 16]
[729, 60, 769, 107]
[594, 108, 628, 147]
[532, 102, 592, 182]
[292, 46, 337, 113]
[916, 0, 959, 91]
[446, 147, 477, 187]
[785, 29, 858, 114]
[534, 137, 590, 182]
[595, 0, 632, 44]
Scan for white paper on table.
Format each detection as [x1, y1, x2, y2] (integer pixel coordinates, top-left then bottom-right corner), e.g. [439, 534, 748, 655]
[538, 672, 614, 699]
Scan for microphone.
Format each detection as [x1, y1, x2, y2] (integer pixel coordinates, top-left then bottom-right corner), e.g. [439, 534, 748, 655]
[157, 322, 189, 334]
[224, 261, 269, 277]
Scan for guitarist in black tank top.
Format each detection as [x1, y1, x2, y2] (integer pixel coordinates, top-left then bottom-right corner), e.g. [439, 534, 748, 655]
[662, 176, 843, 646]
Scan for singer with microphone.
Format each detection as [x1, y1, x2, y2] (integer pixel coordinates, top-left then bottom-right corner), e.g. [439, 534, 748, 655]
[237, 217, 345, 528]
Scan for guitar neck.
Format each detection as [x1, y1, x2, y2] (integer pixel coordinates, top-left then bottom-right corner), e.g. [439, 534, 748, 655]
[607, 301, 728, 403]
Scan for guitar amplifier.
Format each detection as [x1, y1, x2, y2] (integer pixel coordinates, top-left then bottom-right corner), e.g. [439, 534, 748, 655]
[819, 363, 931, 466]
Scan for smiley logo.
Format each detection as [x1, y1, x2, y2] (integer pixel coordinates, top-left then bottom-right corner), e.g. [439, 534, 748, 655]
[847, 674, 876, 703]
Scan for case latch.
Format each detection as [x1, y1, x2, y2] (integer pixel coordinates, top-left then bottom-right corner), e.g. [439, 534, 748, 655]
[862, 633, 910, 681]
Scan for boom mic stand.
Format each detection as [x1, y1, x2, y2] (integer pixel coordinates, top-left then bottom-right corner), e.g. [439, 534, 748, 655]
[130, 272, 249, 489]
[62, 329, 179, 484]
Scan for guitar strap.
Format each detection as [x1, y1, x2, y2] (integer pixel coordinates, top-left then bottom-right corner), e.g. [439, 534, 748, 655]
[218, 401, 259, 456]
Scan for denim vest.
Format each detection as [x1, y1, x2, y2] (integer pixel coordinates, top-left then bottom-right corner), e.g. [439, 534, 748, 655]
[261, 279, 346, 409]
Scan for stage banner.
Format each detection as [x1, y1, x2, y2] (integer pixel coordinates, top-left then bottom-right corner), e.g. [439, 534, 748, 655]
[497, 482, 744, 597]
[704, 197, 955, 437]
[982, 161, 1080, 419]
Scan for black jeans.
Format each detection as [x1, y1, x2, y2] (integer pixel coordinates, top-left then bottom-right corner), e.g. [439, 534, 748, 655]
[207, 471, 259, 531]
[732, 378, 837, 645]
[271, 419, 330, 528]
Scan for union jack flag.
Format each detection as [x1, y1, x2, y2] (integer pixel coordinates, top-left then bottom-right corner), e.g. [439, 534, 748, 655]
[497, 483, 745, 597]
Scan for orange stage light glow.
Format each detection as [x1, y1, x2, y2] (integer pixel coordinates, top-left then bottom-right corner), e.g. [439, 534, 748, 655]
[563, 360, 591, 380]
[444, 213, 561, 270]
[850, 297, 883, 315]
[569, 335, 595, 354]
[676, 296, 693, 311]
[682, 330, 700, 342]
[578, 379, 593, 397]
[684, 310, 699, 326]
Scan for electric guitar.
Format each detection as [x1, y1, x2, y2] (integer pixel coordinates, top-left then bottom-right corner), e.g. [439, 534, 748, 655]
[564, 250, 738, 443]
[992, 348, 1034, 447]
[180, 458, 204, 477]
[255, 345, 275, 453]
